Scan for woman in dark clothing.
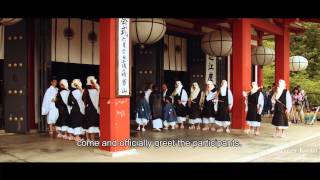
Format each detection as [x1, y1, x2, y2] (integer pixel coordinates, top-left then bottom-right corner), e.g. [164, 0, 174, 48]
[68, 79, 85, 142]
[55, 79, 72, 140]
[136, 92, 151, 132]
[188, 82, 202, 130]
[271, 79, 292, 138]
[82, 76, 100, 141]
[243, 82, 264, 136]
[214, 80, 233, 133]
[149, 85, 163, 131]
[163, 96, 177, 130]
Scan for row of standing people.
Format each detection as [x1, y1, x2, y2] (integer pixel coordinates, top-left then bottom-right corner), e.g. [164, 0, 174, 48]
[137, 79, 292, 138]
[136, 80, 234, 133]
[41, 76, 100, 142]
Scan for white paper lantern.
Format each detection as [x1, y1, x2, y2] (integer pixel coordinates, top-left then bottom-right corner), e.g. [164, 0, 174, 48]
[290, 56, 308, 72]
[251, 46, 275, 66]
[0, 18, 22, 26]
[201, 30, 232, 57]
[130, 18, 166, 47]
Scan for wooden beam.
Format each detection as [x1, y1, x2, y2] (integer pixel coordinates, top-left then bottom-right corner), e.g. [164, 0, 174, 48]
[250, 18, 283, 35]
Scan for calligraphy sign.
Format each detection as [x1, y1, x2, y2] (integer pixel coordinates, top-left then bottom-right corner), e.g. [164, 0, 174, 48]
[205, 55, 217, 85]
[116, 18, 131, 97]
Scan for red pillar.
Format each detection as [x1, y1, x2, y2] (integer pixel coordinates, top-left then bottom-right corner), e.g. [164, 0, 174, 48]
[231, 19, 252, 129]
[99, 18, 130, 152]
[257, 31, 264, 87]
[275, 24, 290, 88]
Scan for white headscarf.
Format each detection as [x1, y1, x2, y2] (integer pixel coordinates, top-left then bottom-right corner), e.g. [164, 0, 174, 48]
[86, 76, 100, 92]
[190, 82, 200, 101]
[71, 79, 82, 91]
[86, 76, 96, 85]
[172, 81, 183, 96]
[59, 79, 69, 90]
[220, 80, 228, 96]
[250, 82, 259, 94]
[275, 79, 286, 100]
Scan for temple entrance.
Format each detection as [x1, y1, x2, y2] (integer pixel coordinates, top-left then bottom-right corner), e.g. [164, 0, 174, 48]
[0, 60, 4, 129]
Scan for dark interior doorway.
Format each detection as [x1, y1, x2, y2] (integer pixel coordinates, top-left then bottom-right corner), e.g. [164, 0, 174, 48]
[51, 62, 99, 87]
[163, 70, 190, 95]
[0, 60, 3, 129]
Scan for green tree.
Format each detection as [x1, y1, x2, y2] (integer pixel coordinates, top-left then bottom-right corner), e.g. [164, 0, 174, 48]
[262, 22, 320, 106]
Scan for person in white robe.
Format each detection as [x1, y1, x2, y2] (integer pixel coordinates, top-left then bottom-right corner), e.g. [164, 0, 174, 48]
[68, 79, 86, 142]
[201, 81, 217, 131]
[82, 76, 100, 141]
[171, 81, 188, 129]
[271, 79, 292, 138]
[41, 77, 59, 135]
[144, 82, 153, 104]
[214, 80, 233, 133]
[188, 82, 202, 130]
[243, 82, 264, 136]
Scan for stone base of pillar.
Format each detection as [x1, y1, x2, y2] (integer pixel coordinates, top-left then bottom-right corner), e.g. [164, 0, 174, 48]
[94, 148, 137, 157]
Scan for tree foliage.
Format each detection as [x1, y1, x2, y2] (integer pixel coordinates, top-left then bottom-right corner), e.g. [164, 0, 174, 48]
[262, 22, 320, 106]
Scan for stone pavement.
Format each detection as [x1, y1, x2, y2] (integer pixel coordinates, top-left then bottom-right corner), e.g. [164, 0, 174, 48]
[1, 121, 320, 162]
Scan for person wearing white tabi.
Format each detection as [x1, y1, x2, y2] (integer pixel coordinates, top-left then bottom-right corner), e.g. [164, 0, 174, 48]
[55, 79, 72, 140]
[41, 76, 59, 135]
[68, 79, 86, 142]
[171, 81, 188, 129]
[243, 82, 264, 136]
[82, 76, 100, 141]
[201, 81, 217, 131]
[271, 79, 292, 138]
[188, 82, 202, 130]
[214, 80, 233, 133]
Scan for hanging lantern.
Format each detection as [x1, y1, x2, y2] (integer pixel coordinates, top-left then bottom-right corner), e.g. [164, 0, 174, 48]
[130, 18, 166, 48]
[201, 30, 232, 57]
[251, 46, 275, 66]
[0, 18, 22, 26]
[290, 56, 308, 72]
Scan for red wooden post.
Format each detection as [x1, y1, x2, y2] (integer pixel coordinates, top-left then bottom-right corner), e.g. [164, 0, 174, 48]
[231, 19, 252, 129]
[275, 24, 290, 88]
[98, 18, 132, 155]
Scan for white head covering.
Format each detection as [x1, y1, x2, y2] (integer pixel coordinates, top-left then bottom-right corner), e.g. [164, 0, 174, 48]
[71, 79, 82, 91]
[86, 76, 100, 91]
[190, 82, 201, 101]
[59, 79, 69, 90]
[220, 80, 228, 96]
[172, 81, 183, 96]
[86, 76, 97, 85]
[250, 82, 259, 94]
[275, 79, 286, 100]
[206, 80, 215, 95]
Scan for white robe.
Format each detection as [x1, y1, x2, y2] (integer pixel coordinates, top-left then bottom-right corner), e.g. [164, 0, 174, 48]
[180, 89, 188, 106]
[72, 89, 85, 115]
[41, 86, 59, 124]
[214, 89, 233, 112]
[145, 89, 152, 103]
[60, 90, 72, 114]
[88, 89, 100, 114]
